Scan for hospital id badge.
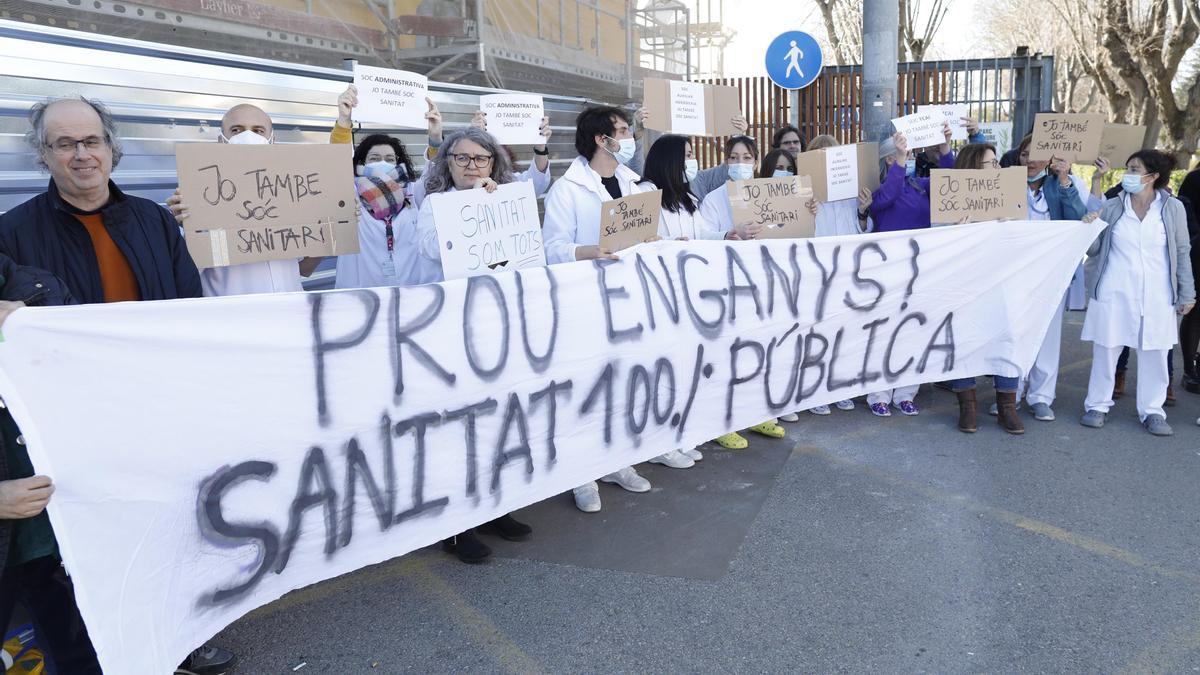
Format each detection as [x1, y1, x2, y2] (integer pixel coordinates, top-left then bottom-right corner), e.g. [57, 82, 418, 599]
[381, 258, 397, 278]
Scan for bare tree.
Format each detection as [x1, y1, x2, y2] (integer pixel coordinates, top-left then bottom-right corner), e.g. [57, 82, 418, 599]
[814, 0, 862, 66]
[898, 0, 949, 62]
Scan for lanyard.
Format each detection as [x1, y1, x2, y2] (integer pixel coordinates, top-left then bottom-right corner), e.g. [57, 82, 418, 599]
[384, 219, 394, 253]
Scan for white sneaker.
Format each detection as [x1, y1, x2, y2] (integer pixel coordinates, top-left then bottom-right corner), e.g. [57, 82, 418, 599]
[650, 449, 695, 469]
[807, 404, 831, 416]
[835, 399, 855, 410]
[682, 446, 703, 461]
[600, 466, 651, 492]
[778, 412, 800, 422]
[573, 482, 601, 512]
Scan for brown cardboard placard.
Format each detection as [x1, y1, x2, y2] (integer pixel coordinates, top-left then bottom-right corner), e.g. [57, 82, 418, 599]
[1098, 123, 1147, 166]
[793, 142, 879, 203]
[1028, 113, 1106, 162]
[929, 167, 1027, 224]
[643, 77, 742, 137]
[728, 175, 815, 239]
[599, 189, 663, 252]
[176, 143, 358, 268]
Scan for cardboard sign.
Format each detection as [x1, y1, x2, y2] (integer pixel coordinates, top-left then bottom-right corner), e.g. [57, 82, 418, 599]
[919, 104, 969, 141]
[929, 167, 1027, 224]
[793, 142, 880, 203]
[728, 175, 815, 239]
[599, 190, 663, 252]
[1028, 113, 1106, 162]
[643, 78, 741, 136]
[479, 94, 546, 146]
[175, 143, 358, 268]
[352, 64, 429, 129]
[891, 110, 946, 148]
[429, 181, 544, 280]
[1098, 123, 1147, 166]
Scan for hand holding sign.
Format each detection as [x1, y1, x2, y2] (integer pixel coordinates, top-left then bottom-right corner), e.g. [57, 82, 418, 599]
[479, 94, 547, 145]
[598, 190, 663, 252]
[351, 64, 429, 129]
[430, 180, 543, 280]
[929, 167, 1026, 224]
[1029, 113, 1106, 162]
[728, 175, 816, 239]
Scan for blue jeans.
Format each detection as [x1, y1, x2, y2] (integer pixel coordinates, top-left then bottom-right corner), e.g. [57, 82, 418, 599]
[949, 375, 1019, 393]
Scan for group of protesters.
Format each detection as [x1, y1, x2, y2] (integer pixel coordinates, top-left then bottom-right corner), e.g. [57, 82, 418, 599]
[0, 86, 1196, 674]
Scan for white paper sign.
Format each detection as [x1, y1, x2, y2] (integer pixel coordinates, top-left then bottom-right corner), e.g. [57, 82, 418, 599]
[891, 110, 946, 148]
[978, 122, 1014, 151]
[479, 94, 546, 145]
[824, 144, 860, 202]
[430, 181, 544, 280]
[919, 104, 969, 141]
[0, 220, 1105, 675]
[669, 80, 708, 136]
[352, 64, 429, 129]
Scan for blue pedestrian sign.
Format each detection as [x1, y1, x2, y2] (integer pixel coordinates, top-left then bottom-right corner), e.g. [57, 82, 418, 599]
[765, 31, 823, 90]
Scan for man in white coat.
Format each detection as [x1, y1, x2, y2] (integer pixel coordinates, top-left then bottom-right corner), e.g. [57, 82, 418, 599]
[541, 105, 653, 512]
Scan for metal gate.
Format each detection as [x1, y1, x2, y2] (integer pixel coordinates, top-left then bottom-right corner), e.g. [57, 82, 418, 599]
[697, 53, 1055, 166]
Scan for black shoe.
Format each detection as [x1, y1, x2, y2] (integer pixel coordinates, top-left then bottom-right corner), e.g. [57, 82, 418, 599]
[176, 644, 236, 675]
[478, 514, 533, 542]
[1183, 374, 1200, 394]
[442, 530, 491, 563]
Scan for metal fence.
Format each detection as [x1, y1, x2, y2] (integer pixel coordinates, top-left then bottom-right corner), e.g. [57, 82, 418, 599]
[697, 54, 1055, 166]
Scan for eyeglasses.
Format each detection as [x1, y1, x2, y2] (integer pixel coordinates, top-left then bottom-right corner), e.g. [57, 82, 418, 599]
[982, 159, 1000, 168]
[46, 136, 107, 155]
[452, 153, 493, 168]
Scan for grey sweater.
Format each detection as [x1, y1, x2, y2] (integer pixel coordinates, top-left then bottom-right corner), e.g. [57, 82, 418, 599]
[1084, 191, 1195, 306]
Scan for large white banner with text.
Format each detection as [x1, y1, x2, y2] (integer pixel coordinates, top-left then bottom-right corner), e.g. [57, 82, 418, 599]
[0, 220, 1104, 674]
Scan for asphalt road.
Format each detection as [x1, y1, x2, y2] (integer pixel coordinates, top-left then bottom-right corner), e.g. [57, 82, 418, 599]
[215, 311, 1200, 673]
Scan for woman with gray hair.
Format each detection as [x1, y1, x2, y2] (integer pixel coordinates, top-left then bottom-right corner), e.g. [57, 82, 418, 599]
[412, 127, 533, 563]
[415, 126, 516, 278]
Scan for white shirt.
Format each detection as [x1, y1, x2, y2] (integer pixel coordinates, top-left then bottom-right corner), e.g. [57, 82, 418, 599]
[639, 182, 724, 240]
[1082, 193, 1177, 350]
[542, 155, 647, 264]
[698, 184, 736, 234]
[335, 192, 438, 289]
[201, 259, 302, 297]
[815, 198, 873, 237]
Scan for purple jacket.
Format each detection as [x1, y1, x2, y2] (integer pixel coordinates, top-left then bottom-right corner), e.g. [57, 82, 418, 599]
[869, 152, 956, 232]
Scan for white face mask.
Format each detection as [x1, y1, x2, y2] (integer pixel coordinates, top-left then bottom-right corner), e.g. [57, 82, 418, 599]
[222, 129, 272, 145]
[357, 161, 404, 182]
[728, 162, 754, 181]
[772, 169, 794, 178]
[683, 158, 699, 183]
[605, 136, 637, 165]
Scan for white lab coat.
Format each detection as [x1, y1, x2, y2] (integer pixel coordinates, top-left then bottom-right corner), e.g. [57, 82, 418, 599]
[815, 198, 873, 237]
[638, 182, 724, 240]
[698, 184, 736, 234]
[542, 155, 648, 264]
[335, 191, 439, 289]
[201, 259, 302, 297]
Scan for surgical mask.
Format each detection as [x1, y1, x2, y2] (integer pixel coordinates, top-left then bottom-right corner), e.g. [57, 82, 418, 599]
[222, 129, 272, 145]
[772, 169, 794, 178]
[1121, 173, 1147, 195]
[1027, 169, 1047, 184]
[682, 158, 699, 183]
[904, 159, 917, 176]
[728, 163, 754, 181]
[605, 136, 637, 165]
[357, 161, 405, 183]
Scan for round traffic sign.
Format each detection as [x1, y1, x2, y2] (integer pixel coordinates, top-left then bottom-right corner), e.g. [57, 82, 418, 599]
[765, 31, 824, 90]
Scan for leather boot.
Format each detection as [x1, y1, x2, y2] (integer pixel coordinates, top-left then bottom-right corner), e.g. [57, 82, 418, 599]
[996, 392, 1025, 435]
[1113, 370, 1126, 399]
[956, 388, 978, 433]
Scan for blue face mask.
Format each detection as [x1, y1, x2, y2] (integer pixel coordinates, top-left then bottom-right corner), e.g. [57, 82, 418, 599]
[772, 169, 794, 178]
[904, 159, 917, 177]
[1027, 169, 1047, 184]
[728, 163, 754, 181]
[1121, 173, 1147, 195]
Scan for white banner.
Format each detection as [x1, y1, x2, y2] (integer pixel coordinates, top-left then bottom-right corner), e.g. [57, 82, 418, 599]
[430, 181, 545, 279]
[0, 221, 1104, 674]
[352, 64, 429, 129]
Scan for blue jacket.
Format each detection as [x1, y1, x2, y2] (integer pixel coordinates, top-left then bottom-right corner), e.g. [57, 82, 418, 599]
[1035, 176, 1087, 221]
[0, 179, 201, 304]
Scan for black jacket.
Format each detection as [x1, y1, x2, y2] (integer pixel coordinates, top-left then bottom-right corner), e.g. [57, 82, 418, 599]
[0, 253, 75, 569]
[0, 179, 202, 304]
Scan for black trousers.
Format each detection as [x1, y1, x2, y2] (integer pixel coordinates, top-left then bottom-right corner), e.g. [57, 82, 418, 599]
[0, 555, 102, 674]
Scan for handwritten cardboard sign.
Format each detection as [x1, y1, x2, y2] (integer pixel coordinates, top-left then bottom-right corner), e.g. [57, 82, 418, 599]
[918, 103, 969, 141]
[352, 64, 429, 129]
[891, 110, 945, 148]
[175, 143, 358, 268]
[479, 94, 546, 146]
[1098, 123, 1147, 166]
[929, 167, 1027, 224]
[599, 189, 663, 252]
[643, 78, 741, 136]
[429, 181, 543, 280]
[728, 175, 815, 239]
[793, 142, 880, 203]
[1028, 113, 1106, 162]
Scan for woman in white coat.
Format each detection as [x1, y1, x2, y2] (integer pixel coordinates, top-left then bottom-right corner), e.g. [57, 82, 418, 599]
[1080, 149, 1195, 436]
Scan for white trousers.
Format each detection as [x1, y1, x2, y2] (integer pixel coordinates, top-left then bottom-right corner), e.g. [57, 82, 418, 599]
[1022, 292, 1066, 406]
[1084, 343, 1169, 421]
[867, 384, 919, 405]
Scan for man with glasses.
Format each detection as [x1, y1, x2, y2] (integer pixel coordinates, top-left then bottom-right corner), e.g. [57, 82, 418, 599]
[0, 97, 234, 675]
